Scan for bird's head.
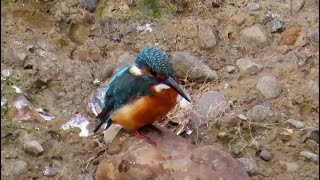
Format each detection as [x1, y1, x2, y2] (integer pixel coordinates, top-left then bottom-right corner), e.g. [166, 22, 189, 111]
[133, 47, 191, 102]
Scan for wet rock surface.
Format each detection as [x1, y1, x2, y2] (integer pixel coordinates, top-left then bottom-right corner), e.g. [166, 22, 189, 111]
[95, 126, 250, 180]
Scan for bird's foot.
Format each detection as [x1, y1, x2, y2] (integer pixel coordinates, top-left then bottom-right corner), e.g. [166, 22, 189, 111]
[132, 131, 156, 146]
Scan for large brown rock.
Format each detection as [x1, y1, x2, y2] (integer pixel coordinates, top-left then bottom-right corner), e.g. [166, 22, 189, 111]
[95, 127, 249, 180]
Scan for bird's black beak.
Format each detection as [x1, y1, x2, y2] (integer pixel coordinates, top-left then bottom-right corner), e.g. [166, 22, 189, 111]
[163, 77, 191, 102]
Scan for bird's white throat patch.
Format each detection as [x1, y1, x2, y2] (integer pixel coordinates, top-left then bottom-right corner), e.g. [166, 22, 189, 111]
[129, 65, 142, 76]
[154, 83, 171, 92]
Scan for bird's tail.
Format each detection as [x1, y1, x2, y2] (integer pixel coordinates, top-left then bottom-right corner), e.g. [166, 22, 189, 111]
[94, 115, 111, 133]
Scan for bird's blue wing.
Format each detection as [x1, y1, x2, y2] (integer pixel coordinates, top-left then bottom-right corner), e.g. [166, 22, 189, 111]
[94, 66, 157, 132]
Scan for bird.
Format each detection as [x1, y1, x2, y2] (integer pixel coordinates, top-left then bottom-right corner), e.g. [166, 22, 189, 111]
[93, 47, 191, 144]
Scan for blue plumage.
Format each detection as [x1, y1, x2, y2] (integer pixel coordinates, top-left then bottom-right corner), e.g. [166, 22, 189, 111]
[94, 47, 190, 133]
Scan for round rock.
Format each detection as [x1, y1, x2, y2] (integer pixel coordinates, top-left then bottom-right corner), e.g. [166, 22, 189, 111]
[246, 105, 271, 122]
[24, 140, 44, 156]
[258, 149, 272, 161]
[171, 51, 218, 81]
[2, 159, 28, 176]
[197, 23, 218, 49]
[256, 75, 283, 99]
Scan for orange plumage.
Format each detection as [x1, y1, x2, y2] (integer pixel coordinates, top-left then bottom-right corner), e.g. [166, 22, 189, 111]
[110, 87, 178, 131]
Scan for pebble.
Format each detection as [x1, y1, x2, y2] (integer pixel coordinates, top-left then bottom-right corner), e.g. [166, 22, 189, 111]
[24, 140, 44, 156]
[256, 75, 283, 99]
[171, 51, 218, 81]
[240, 25, 269, 48]
[300, 150, 319, 163]
[279, 161, 299, 172]
[226, 65, 236, 73]
[310, 28, 319, 43]
[238, 114, 247, 120]
[77, 173, 95, 180]
[231, 13, 247, 26]
[237, 158, 258, 175]
[246, 105, 271, 122]
[212, 0, 221, 8]
[236, 57, 261, 75]
[283, 27, 300, 45]
[2, 159, 28, 176]
[191, 91, 230, 128]
[257, 149, 272, 161]
[269, 20, 284, 33]
[247, 3, 261, 11]
[197, 23, 218, 49]
[301, 128, 319, 144]
[124, 24, 137, 34]
[244, 90, 258, 103]
[231, 146, 242, 156]
[43, 166, 58, 177]
[287, 119, 305, 129]
[7, 93, 45, 122]
[77, 0, 98, 12]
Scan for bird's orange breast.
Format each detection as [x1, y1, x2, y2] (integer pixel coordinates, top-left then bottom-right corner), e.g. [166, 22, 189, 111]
[110, 87, 178, 131]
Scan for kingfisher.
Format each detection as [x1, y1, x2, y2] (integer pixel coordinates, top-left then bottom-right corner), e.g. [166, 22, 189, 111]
[93, 47, 191, 144]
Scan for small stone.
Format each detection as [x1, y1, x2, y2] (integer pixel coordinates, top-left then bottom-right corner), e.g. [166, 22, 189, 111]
[69, 22, 90, 45]
[249, 139, 261, 150]
[236, 57, 261, 75]
[212, 0, 221, 8]
[310, 28, 319, 43]
[197, 23, 218, 49]
[77, 0, 98, 12]
[1, 68, 13, 77]
[231, 13, 247, 26]
[247, 3, 261, 11]
[92, 159, 100, 165]
[226, 65, 236, 73]
[231, 146, 242, 156]
[257, 149, 272, 161]
[269, 20, 285, 33]
[77, 173, 95, 180]
[24, 140, 44, 156]
[191, 91, 230, 128]
[279, 161, 299, 172]
[246, 105, 271, 122]
[256, 75, 283, 99]
[240, 25, 269, 48]
[300, 150, 319, 163]
[2, 159, 28, 176]
[237, 158, 258, 175]
[287, 119, 305, 129]
[244, 90, 258, 103]
[171, 51, 218, 81]
[301, 128, 319, 144]
[7, 93, 46, 122]
[103, 124, 122, 144]
[124, 24, 137, 34]
[299, 103, 313, 115]
[238, 114, 247, 120]
[283, 27, 300, 45]
[43, 166, 58, 177]
[217, 131, 227, 139]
